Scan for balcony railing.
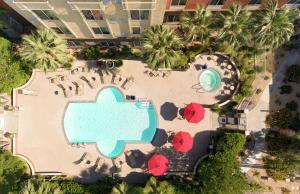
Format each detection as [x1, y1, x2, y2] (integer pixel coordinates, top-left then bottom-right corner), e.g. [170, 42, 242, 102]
[67, 0, 105, 10]
[122, 0, 156, 10]
[12, 0, 53, 10]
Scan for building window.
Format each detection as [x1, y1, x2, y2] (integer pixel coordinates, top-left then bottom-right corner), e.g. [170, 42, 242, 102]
[81, 10, 103, 20]
[32, 10, 58, 20]
[171, 0, 187, 6]
[248, 0, 261, 4]
[164, 14, 180, 22]
[209, 0, 224, 5]
[130, 10, 149, 20]
[98, 41, 116, 47]
[132, 27, 140, 34]
[288, 0, 300, 4]
[92, 27, 110, 34]
[51, 27, 72, 35]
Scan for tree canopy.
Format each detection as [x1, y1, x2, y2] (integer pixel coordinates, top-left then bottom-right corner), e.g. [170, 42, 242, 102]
[0, 37, 30, 93]
[20, 28, 73, 72]
[142, 25, 183, 69]
[0, 150, 27, 194]
[197, 133, 248, 194]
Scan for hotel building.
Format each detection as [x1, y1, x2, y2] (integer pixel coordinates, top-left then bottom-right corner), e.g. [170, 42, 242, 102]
[2, 0, 300, 47]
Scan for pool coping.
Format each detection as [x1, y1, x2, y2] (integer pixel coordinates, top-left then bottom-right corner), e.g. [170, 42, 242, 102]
[61, 85, 159, 159]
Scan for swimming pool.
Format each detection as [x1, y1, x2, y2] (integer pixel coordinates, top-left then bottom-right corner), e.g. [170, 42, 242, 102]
[199, 68, 221, 92]
[63, 87, 157, 158]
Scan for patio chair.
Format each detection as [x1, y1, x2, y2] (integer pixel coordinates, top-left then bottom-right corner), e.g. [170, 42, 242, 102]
[58, 75, 68, 82]
[72, 80, 84, 96]
[71, 68, 79, 75]
[49, 77, 59, 84]
[57, 84, 73, 98]
[122, 77, 134, 90]
[112, 74, 122, 85]
[162, 71, 171, 79]
[101, 73, 112, 84]
[18, 89, 37, 95]
[81, 76, 98, 89]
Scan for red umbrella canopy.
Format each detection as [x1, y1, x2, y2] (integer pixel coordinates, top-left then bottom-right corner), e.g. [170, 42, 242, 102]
[148, 154, 169, 176]
[172, 131, 194, 153]
[184, 103, 205, 123]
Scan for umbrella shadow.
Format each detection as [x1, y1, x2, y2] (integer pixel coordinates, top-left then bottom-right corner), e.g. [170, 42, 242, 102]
[151, 128, 168, 147]
[125, 150, 147, 169]
[160, 102, 178, 121]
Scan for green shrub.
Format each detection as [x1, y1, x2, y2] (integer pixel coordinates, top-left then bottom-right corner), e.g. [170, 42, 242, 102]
[280, 85, 292, 94]
[285, 101, 298, 111]
[0, 150, 27, 193]
[211, 103, 221, 113]
[83, 47, 100, 60]
[60, 180, 85, 194]
[0, 37, 31, 93]
[266, 108, 293, 128]
[172, 55, 189, 70]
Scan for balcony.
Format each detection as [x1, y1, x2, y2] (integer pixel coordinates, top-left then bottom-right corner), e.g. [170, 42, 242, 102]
[122, 0, 156, 10]
[12, 0, 53, 10]
[67, 0, 105, 10]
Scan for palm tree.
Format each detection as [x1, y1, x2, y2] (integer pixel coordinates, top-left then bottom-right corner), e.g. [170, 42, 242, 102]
[21, 180, 61, 194]
[180, 6, 212, 44]
[143, 177, 176, 194]
[142, 25, 183, 70]
[111, 182, 129, 194]
[253, 0, 300, 49]
[217, 4, 251, 47]
[20, 28, 73, 72]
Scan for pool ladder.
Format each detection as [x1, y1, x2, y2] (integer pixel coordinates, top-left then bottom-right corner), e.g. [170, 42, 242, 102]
[138, 101, 153, 109]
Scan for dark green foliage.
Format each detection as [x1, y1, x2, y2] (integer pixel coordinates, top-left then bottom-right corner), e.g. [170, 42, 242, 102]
[266, 108, 293, 128]
[82, 46, 142, 60]
[285, 101, 298, 111]
[59, 180, 86, 194]
[59, 177, 117, 194]
[172, 55, 189, 70]
[286, 64, 300, 82]
[0, 150, 27, 194]
[280, 85, 293, 94]
[197, 133, 248, 194]
[264, 131, 300, 180]
[0, 37, 30, 93]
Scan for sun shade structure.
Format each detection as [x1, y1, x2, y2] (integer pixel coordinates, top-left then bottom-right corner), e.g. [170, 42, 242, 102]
[183, 103, 205, 123]
[147, 154, 169, 176]
[172, 131, 193, 153]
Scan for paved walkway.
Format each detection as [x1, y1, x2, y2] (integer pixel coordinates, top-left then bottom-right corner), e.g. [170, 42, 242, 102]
[13, 59, 223, 183]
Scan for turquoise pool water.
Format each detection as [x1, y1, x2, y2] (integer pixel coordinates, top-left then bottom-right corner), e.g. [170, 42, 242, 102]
[199, 68, 222, 92]
[63, 87, 157, 158]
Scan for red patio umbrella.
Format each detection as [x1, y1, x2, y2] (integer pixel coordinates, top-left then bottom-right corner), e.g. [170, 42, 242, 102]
[183, 103, 205, 123]
[147, 154, 168, 176]
[172, 131, 193, 153]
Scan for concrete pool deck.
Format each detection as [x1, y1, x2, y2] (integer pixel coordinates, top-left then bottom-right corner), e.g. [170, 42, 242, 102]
[13, 59, 223, 182]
